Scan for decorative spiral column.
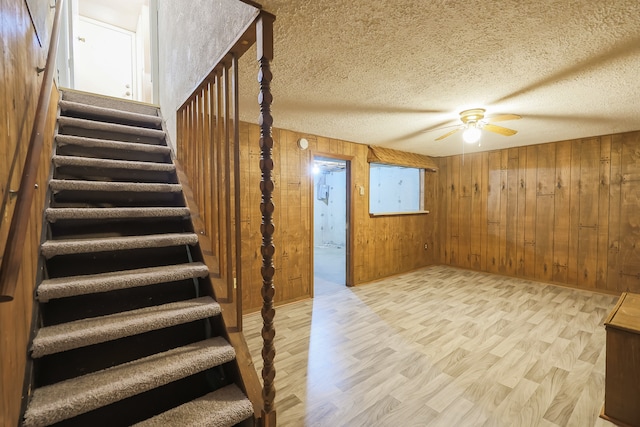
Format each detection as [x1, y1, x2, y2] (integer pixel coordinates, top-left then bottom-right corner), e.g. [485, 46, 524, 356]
[257, 12, 276, 427]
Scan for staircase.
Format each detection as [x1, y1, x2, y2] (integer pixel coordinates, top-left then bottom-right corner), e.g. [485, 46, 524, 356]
[22, 90, 254, 427]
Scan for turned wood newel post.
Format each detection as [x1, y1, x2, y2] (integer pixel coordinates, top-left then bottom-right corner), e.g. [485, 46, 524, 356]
[257, 11, 277, 427]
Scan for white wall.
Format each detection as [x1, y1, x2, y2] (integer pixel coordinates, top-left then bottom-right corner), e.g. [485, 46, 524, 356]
[156, 0, 259, 147]
[136, 5, 153, 103]
[314, 170, 347, 247]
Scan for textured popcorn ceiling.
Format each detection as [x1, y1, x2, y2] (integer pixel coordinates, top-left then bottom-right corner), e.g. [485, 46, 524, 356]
[238, 0, 640, 156]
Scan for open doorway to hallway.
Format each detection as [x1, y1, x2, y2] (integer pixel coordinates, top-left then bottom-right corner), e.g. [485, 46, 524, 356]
[312, 156, 349, 296]
[57, 0, 154, 103]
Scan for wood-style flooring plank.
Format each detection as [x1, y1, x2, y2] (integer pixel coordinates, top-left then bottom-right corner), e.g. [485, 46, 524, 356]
[244, 266, 619, 426]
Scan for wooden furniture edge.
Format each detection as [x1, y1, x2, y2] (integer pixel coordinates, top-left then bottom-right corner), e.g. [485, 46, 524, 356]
[600, 404, 635, 427]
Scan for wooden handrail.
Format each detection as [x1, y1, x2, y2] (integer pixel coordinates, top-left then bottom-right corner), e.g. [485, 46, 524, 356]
[0, 0, 64, 302]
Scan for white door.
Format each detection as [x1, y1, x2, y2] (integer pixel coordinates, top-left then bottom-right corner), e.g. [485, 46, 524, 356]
[73, 16, 135, 100]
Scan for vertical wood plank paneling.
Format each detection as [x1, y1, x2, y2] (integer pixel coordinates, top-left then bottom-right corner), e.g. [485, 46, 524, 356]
[505, 149, 519, 275]
[597, 136, 611, 289]
[578, 138, 600, 288]
[459, 155, 472, 268]
[498, 150, 508, 273]
[424, 171, 437, 265]
[553, 141, 572, 283]
[486, 151, 501, 272]
[567, 139, 582, 284]
[353, 144, 367, 283]
[523, 145, 538, 278]
[470, 154, 483, 269]
[236, 124, 437, 311]
[535, 143, 555, 282]
[515, 147, 527, 276]
[431, 158, 449, 264]
[449, 156, 460, 266]
[608, 135, 623, 291]
[480, 151, 489, 271]
[0, 1, 54, 422]
[618, 133, 640, 291]
[444, 157, 453, 264]
[436, 130, 640, 295]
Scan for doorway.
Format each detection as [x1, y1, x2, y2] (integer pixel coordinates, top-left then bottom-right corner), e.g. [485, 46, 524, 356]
[313, 157, 349, 296]
[74, 16, 136, 99]
[57, 0, 153, 103]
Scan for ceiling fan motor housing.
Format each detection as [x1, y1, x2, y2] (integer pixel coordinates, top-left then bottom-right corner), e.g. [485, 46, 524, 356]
[460, 108, 486, 125]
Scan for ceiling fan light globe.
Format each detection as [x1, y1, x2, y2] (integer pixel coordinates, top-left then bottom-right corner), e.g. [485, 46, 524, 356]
[463, 126, 481, 144]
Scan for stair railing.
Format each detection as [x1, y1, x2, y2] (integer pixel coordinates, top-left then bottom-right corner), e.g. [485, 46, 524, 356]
[176, 10, 276, 426]
[0, 0, 64, 302]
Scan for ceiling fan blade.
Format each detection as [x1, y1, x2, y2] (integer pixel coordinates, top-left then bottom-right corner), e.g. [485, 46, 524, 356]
[435, 128, 461, 141]
[420, 123, 460, 133]
[487, 114, 521, 123]
[483, 123, 518, 136]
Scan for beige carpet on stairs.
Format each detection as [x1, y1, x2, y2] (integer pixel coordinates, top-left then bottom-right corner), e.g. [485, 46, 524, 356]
[40, 233, 199, 258]
[31, 296, 220, 357]
[132, 384, 254, 427]
[55, 134, 172, 156]
[37, 262, 209, 301]
[23, 337, 236, 427]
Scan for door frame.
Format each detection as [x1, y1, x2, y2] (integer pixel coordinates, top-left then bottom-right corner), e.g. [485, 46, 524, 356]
[310, 152, 354, 296]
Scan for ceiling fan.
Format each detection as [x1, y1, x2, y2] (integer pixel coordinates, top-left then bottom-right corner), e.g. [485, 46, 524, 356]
[435, 108, 521, 144]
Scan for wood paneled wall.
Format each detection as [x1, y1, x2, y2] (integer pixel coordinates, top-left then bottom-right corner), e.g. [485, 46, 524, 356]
[239, 122, 437, 312]
[0, 0, 57, 424]
[437, 131, 640, 294]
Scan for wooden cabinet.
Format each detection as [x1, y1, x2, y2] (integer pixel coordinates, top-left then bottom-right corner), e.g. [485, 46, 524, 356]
[602, 292, 640, 427]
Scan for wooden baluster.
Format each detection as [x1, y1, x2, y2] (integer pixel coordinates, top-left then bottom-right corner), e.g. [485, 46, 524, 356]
[257, 12, 276, 427]
[232, 54, 243, 330]
[223, 63, 234, 301]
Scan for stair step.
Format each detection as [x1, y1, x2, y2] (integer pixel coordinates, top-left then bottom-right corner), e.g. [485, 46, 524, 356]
[37, 262, 209, 301]
[53, 155, 175, 173]
[46, 207, 190, 222]
[133, 384, 253, 427]
[59, 100, 163, 129]
[31, 296, 220, 357]
[41, 233, 199, 258]
[61, 89, 160, 116]
[58, 117, 166, 142]
[49, 179, 182, 194]
[56, 134, 171, 157]
[22, 337, 236, 427]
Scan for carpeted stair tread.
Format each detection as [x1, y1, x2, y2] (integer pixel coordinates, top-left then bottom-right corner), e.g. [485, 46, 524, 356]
[58, 117, 166, 140]
[41, 233, 199, 258]
[59, 100, 163, 128]
[31, 296, 220, 357]
[53, 155, 175, 172]
[61, 90, 160, 116]
[37, 262, 209, 301]
[22, 337, 236, 427]
[45, 207, 190, 222]
[56, 134, 171, 155]
[50, 179, 182, 193]
[132, 384, 253, 427]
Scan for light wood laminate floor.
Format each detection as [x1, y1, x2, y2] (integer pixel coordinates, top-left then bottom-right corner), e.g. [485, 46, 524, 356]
[243, 265, 619, 426]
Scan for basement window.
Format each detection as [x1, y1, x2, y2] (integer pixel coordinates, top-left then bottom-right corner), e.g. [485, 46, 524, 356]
[369, 163, 426, 215]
